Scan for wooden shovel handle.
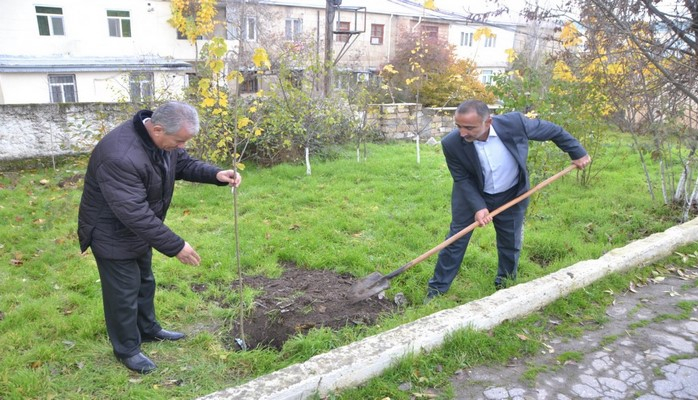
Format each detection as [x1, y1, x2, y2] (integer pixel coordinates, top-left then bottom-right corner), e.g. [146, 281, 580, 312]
[384, 164, 578, 280]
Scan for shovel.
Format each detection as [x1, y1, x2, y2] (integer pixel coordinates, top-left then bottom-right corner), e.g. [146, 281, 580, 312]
[347, 164, 578, 303]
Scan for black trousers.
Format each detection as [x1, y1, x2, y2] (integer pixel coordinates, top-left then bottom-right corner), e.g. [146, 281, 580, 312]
[428, 185, 527, 294]
[95, 249, 162, 358]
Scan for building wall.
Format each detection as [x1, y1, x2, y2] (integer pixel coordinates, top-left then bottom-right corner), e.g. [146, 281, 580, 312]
[0, 0, 195, 59]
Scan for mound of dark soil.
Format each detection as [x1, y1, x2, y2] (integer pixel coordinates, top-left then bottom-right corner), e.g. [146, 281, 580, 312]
[219, 263, 400, 350]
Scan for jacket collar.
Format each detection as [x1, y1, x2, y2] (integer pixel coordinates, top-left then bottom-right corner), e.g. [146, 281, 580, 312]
[133, 110, 157, 151]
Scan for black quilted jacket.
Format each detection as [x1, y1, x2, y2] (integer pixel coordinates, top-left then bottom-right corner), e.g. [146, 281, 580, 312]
[78, 110, 225, 260]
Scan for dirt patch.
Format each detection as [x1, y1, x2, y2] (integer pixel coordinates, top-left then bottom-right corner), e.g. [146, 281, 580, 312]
[206, 263, 400, 350]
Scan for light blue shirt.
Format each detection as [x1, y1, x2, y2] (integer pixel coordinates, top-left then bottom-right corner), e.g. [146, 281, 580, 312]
[473, 126, 519, 194]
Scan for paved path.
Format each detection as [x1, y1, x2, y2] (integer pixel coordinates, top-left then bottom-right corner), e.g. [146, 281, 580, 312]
[451, 271, 698, 400]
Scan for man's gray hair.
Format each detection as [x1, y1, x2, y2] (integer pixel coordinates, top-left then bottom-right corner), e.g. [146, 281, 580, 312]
[151, 101, 200, 136]
[456, 100, 491, 120]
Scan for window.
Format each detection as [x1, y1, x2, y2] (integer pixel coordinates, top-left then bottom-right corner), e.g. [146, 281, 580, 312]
[422, 25, 438, 41]
[484, 34, 497, 48]
[48, 74, 77, 103]
[480, 70, 494, 84]
[240, 72, 258, 94]
[335, 21, 350, 43]
[244, 16, 257, 41]
[107, 10, 131, 37]
[370, 24, 384, 45]
[285, 18, 302, 41]
[36, 6, 64, 36]
[460, 32, 473, 47]
[129, 72, 153, 102]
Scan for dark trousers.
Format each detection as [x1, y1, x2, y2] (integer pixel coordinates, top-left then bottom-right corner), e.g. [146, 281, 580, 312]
[95, 250, 161, 358]
[428, 186, 527, 294]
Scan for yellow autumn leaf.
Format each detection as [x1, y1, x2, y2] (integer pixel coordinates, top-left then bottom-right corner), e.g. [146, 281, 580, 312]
[201, 98, 216, 107]
[474, 27, 493, 41]
[254, 128, 263, 136]
[423, 0, 436, 10]
[505, 48, 517, 63]
[559, 22, 582, 48]
[381, 64, 397, 74]
[237, 117, 252, 129]
[252, 48, 271, 69]
[249, 106, 257, 113]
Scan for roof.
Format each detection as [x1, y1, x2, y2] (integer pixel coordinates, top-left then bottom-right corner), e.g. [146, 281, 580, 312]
[260, 0, 470, 22]
[0, 56, 193, 73]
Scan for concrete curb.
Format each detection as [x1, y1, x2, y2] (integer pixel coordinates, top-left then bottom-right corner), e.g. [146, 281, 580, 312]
[198, 217, 698, 400]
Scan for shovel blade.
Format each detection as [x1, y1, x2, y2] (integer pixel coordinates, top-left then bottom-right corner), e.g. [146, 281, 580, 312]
[347, 272, 391, 303]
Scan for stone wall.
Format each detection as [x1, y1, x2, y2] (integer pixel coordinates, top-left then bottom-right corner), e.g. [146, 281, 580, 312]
[0, 103, 129, 161]
[366, 103, 454, 140]
[0, 102, 456, 162]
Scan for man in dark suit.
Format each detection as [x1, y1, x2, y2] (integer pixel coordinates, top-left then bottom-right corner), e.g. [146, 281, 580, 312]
[78, 101, 242, 374]
[427, 99, 591, 299]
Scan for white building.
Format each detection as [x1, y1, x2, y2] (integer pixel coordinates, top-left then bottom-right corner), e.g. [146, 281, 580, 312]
[0, 0, 546, 105]
[0, 0, 196, 104]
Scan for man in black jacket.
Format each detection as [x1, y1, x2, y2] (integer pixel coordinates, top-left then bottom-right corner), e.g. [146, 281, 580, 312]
[78, 101, 241, 374]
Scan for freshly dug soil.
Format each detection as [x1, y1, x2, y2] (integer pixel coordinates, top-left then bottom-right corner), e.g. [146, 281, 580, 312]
[215, 263, 400, 350]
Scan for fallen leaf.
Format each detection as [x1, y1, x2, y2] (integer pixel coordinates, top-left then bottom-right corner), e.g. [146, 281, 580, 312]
[542, 342, 555, 353]
[516, 333, 528, 341]
[40, 179, 49, 185]
[10, 259, 23, 266]
[628, 282, 637, 293]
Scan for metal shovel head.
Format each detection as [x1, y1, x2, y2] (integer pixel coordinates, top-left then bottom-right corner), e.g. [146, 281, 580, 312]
[347, 272, 391, 303]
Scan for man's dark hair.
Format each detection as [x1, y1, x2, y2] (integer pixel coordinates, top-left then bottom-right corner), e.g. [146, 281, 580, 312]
[456, 100, 490, 120]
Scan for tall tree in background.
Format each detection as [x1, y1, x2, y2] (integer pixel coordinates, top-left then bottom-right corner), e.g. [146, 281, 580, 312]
[568, 0, 698, 216]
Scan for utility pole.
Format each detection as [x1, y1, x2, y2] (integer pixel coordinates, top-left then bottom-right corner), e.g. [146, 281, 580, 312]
[323, 0, 339, 97]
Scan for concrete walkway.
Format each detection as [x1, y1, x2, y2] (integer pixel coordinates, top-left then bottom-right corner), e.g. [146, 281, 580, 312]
[451, 271, 698, 399]
[198, 217, 698, 400]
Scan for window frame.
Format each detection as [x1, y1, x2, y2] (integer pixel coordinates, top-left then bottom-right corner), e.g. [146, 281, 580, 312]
[245, 16, 257, 41]
[370, 24, 384, 45]
[335, 21, 351, 43]
[107, 10, 132, 38]
[36, 6, 64, 36]
[48, 74, 77, 103]
[240, 72, 259, 94]
[129, 72, 154, 102]
[422, 25, 439, 41]
[460, 32, 473, 47]
[285, 18, 302, 41]
[480, 69, 494, 84]
[484, 34, 497, 48]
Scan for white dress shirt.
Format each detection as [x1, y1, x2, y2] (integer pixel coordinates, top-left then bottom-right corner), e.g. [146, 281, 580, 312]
[473, 126, 519, 194]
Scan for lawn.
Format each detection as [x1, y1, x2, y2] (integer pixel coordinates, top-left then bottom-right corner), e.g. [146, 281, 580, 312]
[0, 135, 689, 399]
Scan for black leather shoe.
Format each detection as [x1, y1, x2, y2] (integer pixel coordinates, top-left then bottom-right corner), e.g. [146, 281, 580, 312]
[423, 289, 442, 304]
[117, 352, 156, 374]
[142, 329, 186, 342]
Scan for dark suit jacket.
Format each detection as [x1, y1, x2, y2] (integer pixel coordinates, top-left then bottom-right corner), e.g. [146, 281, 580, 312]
[441, 112, 588, 224]
[78, 110, 226, 260]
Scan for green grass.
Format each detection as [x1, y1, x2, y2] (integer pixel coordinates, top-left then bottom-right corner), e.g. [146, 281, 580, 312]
[0, 135, 693, 399]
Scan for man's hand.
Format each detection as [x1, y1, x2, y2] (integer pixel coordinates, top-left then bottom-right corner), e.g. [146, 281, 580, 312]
[572, 154, 591, 169]
[216, 170, 242, 187]
[176, 242, 201, 266]
[474, 208, 492, 227]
